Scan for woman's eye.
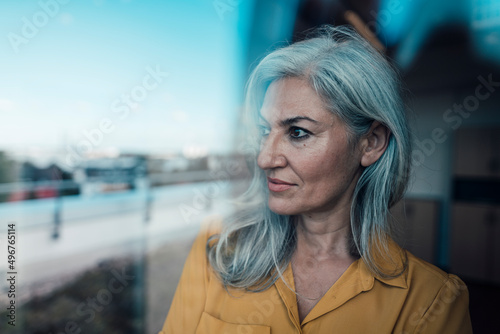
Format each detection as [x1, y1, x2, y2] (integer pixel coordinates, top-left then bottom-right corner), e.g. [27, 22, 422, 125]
[289, 126, 310, 139]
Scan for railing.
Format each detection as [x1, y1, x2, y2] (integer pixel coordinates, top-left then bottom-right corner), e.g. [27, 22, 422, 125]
[0, 170, 241, 237]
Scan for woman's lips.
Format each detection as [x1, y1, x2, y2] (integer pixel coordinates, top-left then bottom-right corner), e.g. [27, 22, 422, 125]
[267, 177, 294, 192]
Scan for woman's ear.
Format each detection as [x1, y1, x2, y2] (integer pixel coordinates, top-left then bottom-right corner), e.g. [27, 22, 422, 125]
[360, 121, 390, 167]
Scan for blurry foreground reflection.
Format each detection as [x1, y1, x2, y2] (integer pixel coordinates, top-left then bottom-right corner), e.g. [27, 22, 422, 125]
[0, 151, 250, 333]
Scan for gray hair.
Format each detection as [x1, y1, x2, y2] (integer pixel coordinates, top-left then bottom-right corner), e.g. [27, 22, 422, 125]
[207, 25, 412, 291]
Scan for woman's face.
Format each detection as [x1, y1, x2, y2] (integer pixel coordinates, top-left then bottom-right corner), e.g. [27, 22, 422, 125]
[257, 77, 364, 217]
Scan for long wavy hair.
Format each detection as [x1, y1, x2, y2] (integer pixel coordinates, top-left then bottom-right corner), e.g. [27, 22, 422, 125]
[207, 25, 412, 292]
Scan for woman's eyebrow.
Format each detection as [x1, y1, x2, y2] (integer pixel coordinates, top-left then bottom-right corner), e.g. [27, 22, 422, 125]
[280, 116, 318, 126]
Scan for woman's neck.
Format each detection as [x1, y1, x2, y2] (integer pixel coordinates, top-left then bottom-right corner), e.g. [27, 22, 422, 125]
[294, 212, 354, 260]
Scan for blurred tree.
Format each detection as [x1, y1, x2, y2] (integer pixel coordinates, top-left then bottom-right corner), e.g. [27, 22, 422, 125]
[0, 151, 15, 183]
[0, 151, 16, 203]
[0, 151, 16, 202]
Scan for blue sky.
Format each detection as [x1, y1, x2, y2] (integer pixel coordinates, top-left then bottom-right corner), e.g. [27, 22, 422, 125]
[0, 0, 254, 158]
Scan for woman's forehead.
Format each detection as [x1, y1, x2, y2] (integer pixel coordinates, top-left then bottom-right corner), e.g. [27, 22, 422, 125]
[259, 78, 334, 124]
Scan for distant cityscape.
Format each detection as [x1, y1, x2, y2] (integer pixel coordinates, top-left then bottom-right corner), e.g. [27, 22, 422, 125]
[0, 149, 251, 203]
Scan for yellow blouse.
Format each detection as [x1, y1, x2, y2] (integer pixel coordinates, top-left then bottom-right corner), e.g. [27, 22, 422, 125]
[160, 221, 472, 334]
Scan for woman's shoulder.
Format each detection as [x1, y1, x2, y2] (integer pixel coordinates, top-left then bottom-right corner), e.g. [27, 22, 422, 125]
[186, 215, 224, 259]
[375, 239, 467, 294]
[404, 249, 468, 302]
[397, 250, 472, 333]
[190, 215, 223, 245]
[406, 250, 465, 284]
[199, 215, 224, 239]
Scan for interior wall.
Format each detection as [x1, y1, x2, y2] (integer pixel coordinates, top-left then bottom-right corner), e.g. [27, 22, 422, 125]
[407, 85, 500, 198]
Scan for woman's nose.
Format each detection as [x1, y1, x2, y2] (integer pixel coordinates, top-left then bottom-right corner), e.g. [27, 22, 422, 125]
[257, 134, 287, 170]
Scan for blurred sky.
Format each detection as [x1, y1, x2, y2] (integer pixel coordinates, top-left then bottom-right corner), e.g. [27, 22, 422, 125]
[0, 0, 255, 159]
[3, 0, 499, 163]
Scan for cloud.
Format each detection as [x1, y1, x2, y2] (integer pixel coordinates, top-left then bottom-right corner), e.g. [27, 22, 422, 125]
[171, 109, 188, 122]
[0, 98, 16, 112]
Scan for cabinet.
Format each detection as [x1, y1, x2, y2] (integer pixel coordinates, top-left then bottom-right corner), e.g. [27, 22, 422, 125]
[454, 128, 500, 178]
[450, 126, 500, 283]
[450, 203, 500, 283]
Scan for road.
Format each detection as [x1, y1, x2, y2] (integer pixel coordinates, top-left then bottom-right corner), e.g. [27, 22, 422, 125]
[0, 180, 247, 306]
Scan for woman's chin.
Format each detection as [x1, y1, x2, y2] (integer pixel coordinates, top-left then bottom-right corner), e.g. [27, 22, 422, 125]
[268, 200, 299, 216]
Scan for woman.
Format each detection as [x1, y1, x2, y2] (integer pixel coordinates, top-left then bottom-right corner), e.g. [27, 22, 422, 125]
[160, 26, 472, 333]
